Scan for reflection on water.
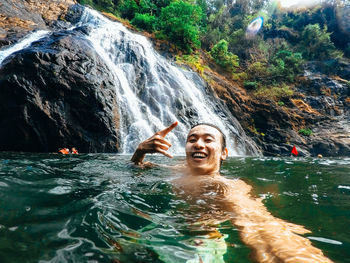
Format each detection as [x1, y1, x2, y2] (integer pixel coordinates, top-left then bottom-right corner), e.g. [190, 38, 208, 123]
[0, 153, 350, 262]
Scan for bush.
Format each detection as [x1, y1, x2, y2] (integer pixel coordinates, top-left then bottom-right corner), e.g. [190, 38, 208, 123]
[79, 0, 94, 6]
[244, 81, 258, 90]
[138, 0, 157, 15]
[210, 39, 239, 72]
[176, 53, 208, 75]
[246, 61, 269, 82]
[96, 0, 115, 12]
[269, 50, 304, 82]
[131, 13, 156, 31]
[299, 128, 313, 136]
[119, 0, 139, 20]
[254, 84, 294, 100]
[158, 1, 202, 53]
[300, 24, 343, 60]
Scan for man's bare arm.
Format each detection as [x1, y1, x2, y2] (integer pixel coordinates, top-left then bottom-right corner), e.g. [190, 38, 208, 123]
[224, 178, 333, 263]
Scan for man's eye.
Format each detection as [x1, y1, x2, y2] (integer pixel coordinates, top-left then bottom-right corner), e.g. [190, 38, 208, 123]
[205, 139, 213, 142]
[189, 139, 196, 143]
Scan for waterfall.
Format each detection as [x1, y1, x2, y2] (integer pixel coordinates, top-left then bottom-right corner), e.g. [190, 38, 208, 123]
[78, 8, 260, 156]
[0, 30, 49, 65]
[0, 7, 260, 156]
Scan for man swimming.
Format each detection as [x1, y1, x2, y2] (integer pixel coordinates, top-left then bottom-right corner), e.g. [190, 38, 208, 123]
[131, 121, 333, 263]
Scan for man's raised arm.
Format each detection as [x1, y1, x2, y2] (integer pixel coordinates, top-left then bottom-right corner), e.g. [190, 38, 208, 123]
[131, 121, 178, 165]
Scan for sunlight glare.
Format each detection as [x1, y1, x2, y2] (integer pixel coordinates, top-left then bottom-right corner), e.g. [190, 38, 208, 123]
[279, 0, 321, 8]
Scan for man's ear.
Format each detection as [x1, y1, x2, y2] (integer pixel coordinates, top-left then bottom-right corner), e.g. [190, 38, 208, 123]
[221, 147, 228, 161]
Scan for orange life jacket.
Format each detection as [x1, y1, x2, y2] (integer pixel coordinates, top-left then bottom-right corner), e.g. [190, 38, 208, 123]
[59, 148, 70, 154]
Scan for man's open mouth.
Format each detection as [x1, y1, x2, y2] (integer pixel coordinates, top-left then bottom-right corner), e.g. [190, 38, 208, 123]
[192, 152, 207, 159]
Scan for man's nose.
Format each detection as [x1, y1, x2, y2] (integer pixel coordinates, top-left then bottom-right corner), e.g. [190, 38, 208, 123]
[194, 139, 205, 149]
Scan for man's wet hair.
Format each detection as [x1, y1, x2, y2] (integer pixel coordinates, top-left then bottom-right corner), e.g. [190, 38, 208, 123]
[190, 123, 227, 150]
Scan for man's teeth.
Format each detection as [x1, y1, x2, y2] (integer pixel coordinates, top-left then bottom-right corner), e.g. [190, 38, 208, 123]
[192, 153, 206, 158]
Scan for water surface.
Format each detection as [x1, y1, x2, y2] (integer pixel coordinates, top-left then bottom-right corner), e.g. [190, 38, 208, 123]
[0, 153, 349, 262]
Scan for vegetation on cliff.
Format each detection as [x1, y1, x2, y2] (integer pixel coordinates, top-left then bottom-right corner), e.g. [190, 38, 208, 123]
[76, 0, 349, 100]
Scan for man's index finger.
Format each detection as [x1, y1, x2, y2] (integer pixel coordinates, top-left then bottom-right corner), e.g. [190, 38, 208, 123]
[158, 121, 178, 137]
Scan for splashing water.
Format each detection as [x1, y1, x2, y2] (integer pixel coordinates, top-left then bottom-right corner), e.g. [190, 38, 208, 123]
[78, 8, 260, 156]
[0, 30, 49, 65]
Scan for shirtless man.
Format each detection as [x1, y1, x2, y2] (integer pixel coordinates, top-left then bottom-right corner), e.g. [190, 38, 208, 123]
[131, 121, 333, 263]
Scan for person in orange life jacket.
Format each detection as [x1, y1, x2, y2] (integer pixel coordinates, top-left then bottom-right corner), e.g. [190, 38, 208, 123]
[59, 148, 70, 154]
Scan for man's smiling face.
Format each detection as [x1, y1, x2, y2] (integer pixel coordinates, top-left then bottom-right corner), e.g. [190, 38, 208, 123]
[185, 125, 228, 176]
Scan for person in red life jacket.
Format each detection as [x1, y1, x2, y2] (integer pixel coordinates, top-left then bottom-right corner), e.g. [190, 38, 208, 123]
[291, 145, 298, 156]
[58, 148, 70, 154]
[71, 147, 78, 154]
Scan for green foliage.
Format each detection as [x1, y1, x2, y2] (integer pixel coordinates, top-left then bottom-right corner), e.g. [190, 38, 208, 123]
[298, 128, 313, 136]
[210, 40, 239, 72]
[77, 0, 350, 92]
[269, 50, 304, 82]
[79, 0, 94, 6]
[244, 81, 258, 90]
[277, 101, 285, 106]
[345, 80, 350, 89]
[175, 52, 208, 75]
[300, 24, 342, 60]
[138, 0, 156, 15]
[244, 44, 303, 87]
[246, 61, 269, 82]
[97, 0, 115, 12]
[254, 84, 294, 100]
[158, 1, 203, 53]
[131, 13, 156, 31]
[196, 0, 208, 31]
[150, 0, 172, 16]
[119, 0, 139, 20]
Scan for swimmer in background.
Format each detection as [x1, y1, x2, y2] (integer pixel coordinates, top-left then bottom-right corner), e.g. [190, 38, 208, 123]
[71, 147, 78, 154]
[131, 121, 333, 263]
[58, 148, 70, 154]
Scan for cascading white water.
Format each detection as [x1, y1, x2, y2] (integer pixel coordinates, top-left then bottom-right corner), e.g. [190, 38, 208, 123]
[0, 30, 49, 65]
[78, 8, 259, 156]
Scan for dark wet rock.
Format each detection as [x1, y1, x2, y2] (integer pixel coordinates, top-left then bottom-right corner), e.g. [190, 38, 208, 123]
[304, 60, 350, 81]
[0, 31, 120, 153]
[64, 4, 85, 24]
[206, 61, 350, 157]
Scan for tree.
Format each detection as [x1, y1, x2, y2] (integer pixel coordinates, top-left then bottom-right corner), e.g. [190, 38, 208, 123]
[119, 0, 139, 20]
[158, 1, 203, 53]
[131, 13, 156, 31]
[96, 0, 115, 12]
[210, 39, 239, 72]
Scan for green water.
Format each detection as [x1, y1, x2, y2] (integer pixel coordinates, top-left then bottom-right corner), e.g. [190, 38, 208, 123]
[0, 153, 349, 262]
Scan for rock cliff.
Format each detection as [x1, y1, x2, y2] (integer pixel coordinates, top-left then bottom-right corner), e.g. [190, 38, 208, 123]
[205, 60, 350, 156]
[0, 0, 75, 46]
[0, 29, 120, 152]
[0, 2, 120, 153]
[0, 0, 349, 156]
